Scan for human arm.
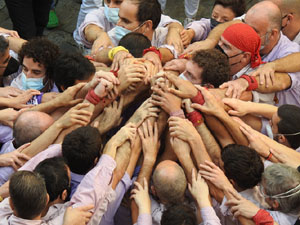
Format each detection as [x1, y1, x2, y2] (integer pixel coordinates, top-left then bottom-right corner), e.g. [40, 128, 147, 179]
[166, 22, 184, 54]
[0, 143, 30, 170]
[63, 205, 93, 225]
[0, 89, 40, 109]
[6, 36, 27, 53]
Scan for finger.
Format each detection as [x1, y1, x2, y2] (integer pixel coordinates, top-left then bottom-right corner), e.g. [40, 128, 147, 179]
[18, 153, 31, 161]
[142, 120, 149, 138]
[134, 181, 143, 190]
[265, 74, 271, 88]
[270, 71, 275, 86]
[259, 73, 265, 86]
[17, 142, 31, 152]
[73, 103, 91, 110]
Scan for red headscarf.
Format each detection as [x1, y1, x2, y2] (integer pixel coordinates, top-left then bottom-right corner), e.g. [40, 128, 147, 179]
[222, 23, 263, 68]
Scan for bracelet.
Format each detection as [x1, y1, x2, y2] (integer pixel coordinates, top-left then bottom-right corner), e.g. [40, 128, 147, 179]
[143, 46, 162, 61]
[187, 111, 203, 126]
[240, 74, 258, 91]
[252, 209, 274, 225]
[191, 90, 205, 105]
[170, 109, 185, 118]
[265, 151, 273, 161]
[85, 89, 101, 105]
[110, 69, 119, 77]
[85, 55, 95, 61]
[108, 46, 129, 61]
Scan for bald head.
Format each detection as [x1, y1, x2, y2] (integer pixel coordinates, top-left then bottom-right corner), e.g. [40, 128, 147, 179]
[268, 0, 300, 14]
[152, 160, 187, 204]
[13, 111, 54, 148]
[247, 1, 282, 31]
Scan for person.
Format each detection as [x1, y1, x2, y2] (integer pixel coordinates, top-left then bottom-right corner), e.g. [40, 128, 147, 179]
[4, 0, 52, 40]
[181, 0, 245, 47]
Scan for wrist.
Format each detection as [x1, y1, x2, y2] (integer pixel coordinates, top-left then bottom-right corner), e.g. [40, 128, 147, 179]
[108, 46, 129, 61]
[197, 197, 211, 208]
[240, 75, 258, 91]
[143, 46, 162, 61]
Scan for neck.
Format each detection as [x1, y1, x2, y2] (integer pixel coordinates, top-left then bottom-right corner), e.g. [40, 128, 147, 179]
[260, 33, 280, 56]
[145, 30, 154, 42]
[285, 24, 300, 41]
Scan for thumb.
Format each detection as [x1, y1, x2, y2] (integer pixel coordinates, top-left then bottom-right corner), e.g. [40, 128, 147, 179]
[219, 82, 229, 89]
[228, 110, 239, 116]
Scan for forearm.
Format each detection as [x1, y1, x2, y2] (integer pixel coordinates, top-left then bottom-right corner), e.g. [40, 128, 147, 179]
[167, 22, 184, 31]
[126, 136, 142, 178]
[7, 36, 26, 53]
[94, 48, 111, 65]
[195, 123, 222, 167]
[159, 48, 174, 64]
[29, 97, 64, 114]
[272, 53, 300, 73]
[189, 134, 212, 166]
[84, 24, 104, 43]
[216, 112, 248, 146]
[255, 73, 291, 93]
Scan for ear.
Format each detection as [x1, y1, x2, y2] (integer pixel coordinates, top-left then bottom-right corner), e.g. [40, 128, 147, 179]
[277, 134, 287, 144]
[271, 199, 280, 210]
[151, 185, 156, 196]
[270, 28, 279, 40]
[242, 52, 251, 63]
[46, 193, 50, 205]
[94, 157, 99, 166]
[287, 13, 294, 23]
[143, 20, 153, 33]
[61, 189, 68, 201]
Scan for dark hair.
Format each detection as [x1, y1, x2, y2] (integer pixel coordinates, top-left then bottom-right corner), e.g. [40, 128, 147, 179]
[0, 36, 9, 55]
[9, 171, 47, 219]
[161, 203, 197, 225]
[34, 157, 69, 202]
[277, 104, 300, 149]
[192, 49, 230, 87]
[18, 37, 60, 79]
[221, 144, 264, 190]
[119, 32, 151, 57]
[53, 52, 95, 90]
[130, 0, 162, 29]
[214, 0, 246, 17]
[62, 126, 102, 175]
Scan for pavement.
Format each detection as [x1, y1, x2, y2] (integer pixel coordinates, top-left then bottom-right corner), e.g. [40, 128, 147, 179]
[0, 0, 258, 48]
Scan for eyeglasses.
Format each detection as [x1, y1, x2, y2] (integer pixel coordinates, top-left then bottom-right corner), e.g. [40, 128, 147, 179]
[259, 183, 300, 199]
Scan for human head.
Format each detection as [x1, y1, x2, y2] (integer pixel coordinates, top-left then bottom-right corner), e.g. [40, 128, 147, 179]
[18, 37, 60, 91]
[116, 0, 162, 41]
[262, 163, 300, 213]
[119, 32, 151, 57]
[183, 49, 230, 87]
[161, 203, 197, 225]
[53, 52, 95, 91]
[9, 171, 48, 220]
[211, 0, 245, 28]
[219, 23, 262, 76]
[0, 36, 10, 77]
[221, 144, 264, 190]
[152, 160, 187, 204]
[13, 111, 54, 148]
[62, 126, 102, 175]
[34, 157, 70, 203]
[270, 104, 300, 149]
[104, 0, 123, 8]
[245, 1, 282, 55]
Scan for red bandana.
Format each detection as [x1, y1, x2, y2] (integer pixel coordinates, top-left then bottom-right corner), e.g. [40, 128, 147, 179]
[222, 23, 263, 68]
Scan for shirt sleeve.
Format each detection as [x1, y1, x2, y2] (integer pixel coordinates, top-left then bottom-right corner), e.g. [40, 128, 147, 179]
[159, 14, 182, 27]
[71, 154, 117, 225]
[199, 207, 221, 225]
[99, 172, 132, 225]
[186, 18, 211, 42]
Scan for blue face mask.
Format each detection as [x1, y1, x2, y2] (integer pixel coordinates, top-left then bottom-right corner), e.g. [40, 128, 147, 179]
[114, 22, 146, 42]
[104, 4, 119, 24]
[21, 72, 45, 90]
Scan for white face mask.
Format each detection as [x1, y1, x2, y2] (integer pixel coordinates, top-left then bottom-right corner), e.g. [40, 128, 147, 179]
[179, 73, 188, 80]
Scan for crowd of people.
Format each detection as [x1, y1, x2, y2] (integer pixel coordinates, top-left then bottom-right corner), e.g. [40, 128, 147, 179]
[0, 0, 300, 224]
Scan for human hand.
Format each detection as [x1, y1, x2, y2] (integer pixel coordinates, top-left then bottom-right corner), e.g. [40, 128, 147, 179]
[163, 59, 188, 73]
[0, 27, 20, 38]
[57, 103, 92, 129]
[41, 92, 59, 103]
[0, 108, 25, 127]
[131, 178, 151, 214]
[182, 98, 194, 113]
[0, 86, 24, 98]
[269, 148, 300, 168]
[219, 78, 249, 99]
[114, 122, 137, 147]
[55, 83, 86, 107]
[180, 29, 195, 48]
[222, 98, 251, 117]
[131, 98, 160, 126]
[94, 78, 115, 99]
[191, 86, 225, 117]
[250, 62, 275, 88]
[188, 168, 211, 208]
[8, 89, 40, 109]
[143, 51, 162, 71]
[88, 71, 119, 91]
[93, 96, 124, 135]
[226, 190, 260, 219]
[143, 60, 158, 85]
[138, 119, 159, 161]
[118, 64, 146, 93]
[168, 116, 199, 142]
[151, 82, 182, 115]
[183, 39, 213, 54]
[164, 72, 198, 99]
[0, 143, 31, 170]
[63, 205, 94, 225]
[199, 160, 233, 191]
[111, 50, 133, 71]
[91, 33, 114, 57]
[166, 27, 184, 54]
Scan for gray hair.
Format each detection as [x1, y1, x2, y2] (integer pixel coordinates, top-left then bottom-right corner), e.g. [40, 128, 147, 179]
[263, 163, 300, 214]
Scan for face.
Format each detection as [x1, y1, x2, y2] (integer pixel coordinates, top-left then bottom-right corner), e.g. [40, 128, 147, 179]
[0, 48, 10, 77]
[218, 36, 246, 75]
[22, 57, 46, 79]
[183, 61, 203, 84]
[104, 0, 123, 8]
[117, 1, 140, 30]
[211, 4, 236, 23]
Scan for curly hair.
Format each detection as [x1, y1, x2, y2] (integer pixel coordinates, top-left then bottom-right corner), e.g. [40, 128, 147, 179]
[192, 49, 230, 88]
[18, 37, 60, 79]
